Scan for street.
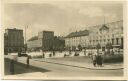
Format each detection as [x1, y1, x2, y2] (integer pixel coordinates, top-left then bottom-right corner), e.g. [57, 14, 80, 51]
[4, 57, 123, 79]
[30, 61, 123, 77]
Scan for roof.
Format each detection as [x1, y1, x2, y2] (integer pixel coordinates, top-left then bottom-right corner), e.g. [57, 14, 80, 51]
[28, 36, 38, 41]
[43, 30, 54, 32]
[99, 24, 109, 31]
[5, 28, 23, 31]
[65, 30, 89, 38]
[65, 20, 122, 38]
[88, 20, 122, 32]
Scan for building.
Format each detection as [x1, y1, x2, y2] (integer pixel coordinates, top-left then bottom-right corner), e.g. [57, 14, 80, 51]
[38, 31, 54, 50]
[27, 31, 65, 51]
[4, 28, 24, 53]
[65, 20, 123, 51]
[65, 30, 89, 50]
[88, 20, 123, 50]
[27, 31, 54, 51]
[27, 39, 42, 51]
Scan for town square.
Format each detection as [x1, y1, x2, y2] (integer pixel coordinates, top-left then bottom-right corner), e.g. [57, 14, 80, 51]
[2, 1, 124, 79]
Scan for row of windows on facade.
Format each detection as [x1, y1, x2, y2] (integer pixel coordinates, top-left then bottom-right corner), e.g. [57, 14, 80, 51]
[27, 40, 53, 48]
[67, 37, 122, 42]
[66, 41, 121, 47]
[4, 42, 24, 47]
[27, 43, 42, 47]
[5, 39, 24, 43]
[5, 35, 24, 40]
[66, 36, 122, 44]
[66, 33, 122, 42]
[5, 48, 24, 52]
[90, 33, 122, 39]
[66, 38, 122, 46]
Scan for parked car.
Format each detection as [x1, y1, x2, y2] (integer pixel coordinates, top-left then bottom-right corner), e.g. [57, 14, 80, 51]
[18, 52, 28, 57]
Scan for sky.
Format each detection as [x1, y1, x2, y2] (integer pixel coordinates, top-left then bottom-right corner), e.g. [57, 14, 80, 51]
[3, 1, 123, 40]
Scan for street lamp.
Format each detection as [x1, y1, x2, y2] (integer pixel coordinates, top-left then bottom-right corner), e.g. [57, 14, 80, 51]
[24, 25, 28, 53]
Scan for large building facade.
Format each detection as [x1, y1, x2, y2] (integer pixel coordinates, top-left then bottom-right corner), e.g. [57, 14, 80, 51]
[65, 30, 89, 50]
[4, 28, 24, 53]
[65, 20, 123, 50]
[27, 31, 55, 51]
[27, 31, 65, 51]
[38, 31, 54, 50]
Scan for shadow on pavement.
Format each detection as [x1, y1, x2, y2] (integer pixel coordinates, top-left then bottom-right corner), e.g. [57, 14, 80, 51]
[4, 58, 51, 75]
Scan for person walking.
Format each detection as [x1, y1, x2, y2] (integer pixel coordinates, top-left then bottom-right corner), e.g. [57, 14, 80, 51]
[42, 53, 45, 58]
[96, 54, 103, 67]
[69, 50, 71, 55]
[96, 54, 100, 67]
[10, 59, 14, 74]
[53, 51, 55, 56]
[26, 56, 30, 68]
[49, 53, 52, 57]
[92, 54, 97, 67]
[98, 55, 103, 67]
[64, 54, 66, 58]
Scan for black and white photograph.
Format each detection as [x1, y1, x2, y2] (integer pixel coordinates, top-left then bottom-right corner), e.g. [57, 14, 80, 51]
[1, 0, 125, 79]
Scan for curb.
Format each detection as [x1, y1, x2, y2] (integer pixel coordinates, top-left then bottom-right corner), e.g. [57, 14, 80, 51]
[34, 59, 123, 70]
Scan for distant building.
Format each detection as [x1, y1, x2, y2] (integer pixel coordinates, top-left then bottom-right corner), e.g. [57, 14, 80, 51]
[27, 39, 42, 50]
[27, 31, 65, 51]
[38, 31, 54, 50]
[65, 30, 89, 50]
[27, 31, 54, 51]
[88, 20, 123, 50]
[65, 20, 123, 50]
[4, 28, 24, 53]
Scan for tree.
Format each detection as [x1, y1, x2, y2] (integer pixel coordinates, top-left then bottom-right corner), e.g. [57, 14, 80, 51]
[106, 42, 113, 54]
[78, 44, 82, 51]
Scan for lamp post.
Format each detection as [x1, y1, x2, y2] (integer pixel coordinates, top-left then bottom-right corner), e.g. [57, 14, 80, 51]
[24, 25, 28, 53]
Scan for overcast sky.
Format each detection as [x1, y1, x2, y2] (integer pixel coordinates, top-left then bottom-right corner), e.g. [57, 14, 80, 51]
[3, 1, 123, 40]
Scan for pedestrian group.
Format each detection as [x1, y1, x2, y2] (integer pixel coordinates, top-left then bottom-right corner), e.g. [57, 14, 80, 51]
[92, 54, 103, 67]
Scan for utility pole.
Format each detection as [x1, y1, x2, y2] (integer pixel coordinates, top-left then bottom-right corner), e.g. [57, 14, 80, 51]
[25, 26, 26, 44]
[25, 25, 28, 44]
[24, 25, 28, 53]
[104, 15, 106, 25]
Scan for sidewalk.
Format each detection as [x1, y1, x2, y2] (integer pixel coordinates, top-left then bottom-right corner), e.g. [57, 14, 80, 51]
[34, 56, 123, 70]
[5, 55, 123, 70]
[3, 55, 123, 79]
[4, 58, 49, 77]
